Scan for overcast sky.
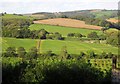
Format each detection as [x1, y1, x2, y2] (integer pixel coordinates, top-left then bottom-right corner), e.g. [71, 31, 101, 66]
[0, 0, 119, 14]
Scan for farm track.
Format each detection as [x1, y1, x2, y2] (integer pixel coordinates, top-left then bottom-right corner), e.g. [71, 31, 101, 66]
[37, 40, 41, 53]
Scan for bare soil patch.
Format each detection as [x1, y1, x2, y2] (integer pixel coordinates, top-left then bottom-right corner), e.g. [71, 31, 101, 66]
[34, 18, 102, 30]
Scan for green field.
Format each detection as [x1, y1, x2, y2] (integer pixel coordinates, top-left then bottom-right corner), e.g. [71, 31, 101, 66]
[2, 38, 118, 55]
[2, 38, 37, 52]
[40, 40, 118, 55]
[29, 24, 102, 37]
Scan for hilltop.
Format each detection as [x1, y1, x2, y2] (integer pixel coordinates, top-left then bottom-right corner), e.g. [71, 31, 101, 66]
[28, 9, 118, 19]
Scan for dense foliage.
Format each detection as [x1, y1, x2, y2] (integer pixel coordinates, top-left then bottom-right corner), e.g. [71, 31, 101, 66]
[2, 18, 63, 40]
[2, 57, 112, 84]
[2, 46, 116, 60]
[2, 18, 33, 37]
[71, 16, 120, 29]
[106, 30, 120, 46]
[2, 45, 114, 83]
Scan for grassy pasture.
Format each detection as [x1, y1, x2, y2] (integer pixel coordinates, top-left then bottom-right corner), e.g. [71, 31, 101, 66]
[2, 38, 118, 55]
[2, 38, 37, 52]
[40, 40, 118, 55]
[29, 24, 102, 37]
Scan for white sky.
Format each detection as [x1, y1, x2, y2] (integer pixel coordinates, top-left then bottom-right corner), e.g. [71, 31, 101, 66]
[0, 0, 119, 14]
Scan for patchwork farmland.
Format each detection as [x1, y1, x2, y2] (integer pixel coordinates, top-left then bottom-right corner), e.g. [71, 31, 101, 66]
[1, 9, 120, 83]
[29, 24, 102, 37]
[2, 38, 118, 55]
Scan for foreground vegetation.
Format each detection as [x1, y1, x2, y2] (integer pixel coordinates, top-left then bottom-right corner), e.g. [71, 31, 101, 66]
[2, 57, 112, 84]
[2, 45, 113, 83]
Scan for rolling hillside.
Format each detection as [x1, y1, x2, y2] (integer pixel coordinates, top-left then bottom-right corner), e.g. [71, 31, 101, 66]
[29, 10, 117, 20]
[40, 40, 118, 55]
[29, 24, 102, 36]
[34, 18, 102, 30]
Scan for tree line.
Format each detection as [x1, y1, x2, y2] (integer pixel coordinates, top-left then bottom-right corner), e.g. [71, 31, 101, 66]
[57, 11, 120, 30]
[2, 18, 63, 40]
[70, 15, 120, 29]
[2, 46, 116, 60]
[2, 18, 33, 37]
